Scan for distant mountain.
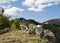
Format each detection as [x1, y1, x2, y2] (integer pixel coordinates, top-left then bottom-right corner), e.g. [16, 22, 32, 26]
[43, 18, 60, 27]
[18, 18, 40, 25]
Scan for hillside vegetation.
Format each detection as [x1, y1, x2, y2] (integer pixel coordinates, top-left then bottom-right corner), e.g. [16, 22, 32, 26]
[0, 29, 47, 43]
[0, 9, 60, 43]
[43, 19, 60, 42]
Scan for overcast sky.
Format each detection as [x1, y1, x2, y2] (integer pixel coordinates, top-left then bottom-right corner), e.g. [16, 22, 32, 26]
[0, 0, 60, 22]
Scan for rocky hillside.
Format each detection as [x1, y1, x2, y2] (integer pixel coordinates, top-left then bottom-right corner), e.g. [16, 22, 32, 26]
[0, 29, 47, 43]
[43, 18, 60, 42]
[0, 9, 60, 43]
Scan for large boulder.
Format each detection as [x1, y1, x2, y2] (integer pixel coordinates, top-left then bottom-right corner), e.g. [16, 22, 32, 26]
[25, 28, 30, 34]
[44, 29, 57, 43]
[25, 29, 36, 34]
[44, 29, 55, 37]
[20, 24, 27, 31]
[34, 25, 42, 35]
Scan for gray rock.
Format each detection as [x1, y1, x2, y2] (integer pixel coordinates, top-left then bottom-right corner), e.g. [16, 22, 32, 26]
[44, 29, 55, 37]
[25, 28, 30, 34]
[44, 29, 56, 43]
[20, 24, 27, 31]
[34, 25, 42, 35]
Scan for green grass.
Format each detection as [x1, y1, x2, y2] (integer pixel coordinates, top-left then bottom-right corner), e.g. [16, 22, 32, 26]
[0, 29, 47, 43]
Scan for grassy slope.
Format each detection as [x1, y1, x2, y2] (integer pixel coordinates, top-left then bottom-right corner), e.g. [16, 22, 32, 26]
[0, 29, 46, 43]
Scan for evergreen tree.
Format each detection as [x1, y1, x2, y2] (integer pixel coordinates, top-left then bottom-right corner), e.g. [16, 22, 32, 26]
[0, 9, 10, 30]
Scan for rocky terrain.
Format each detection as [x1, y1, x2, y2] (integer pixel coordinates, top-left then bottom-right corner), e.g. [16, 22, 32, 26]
[0, 9, 60, 43]
[0, 29, 47, 43]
